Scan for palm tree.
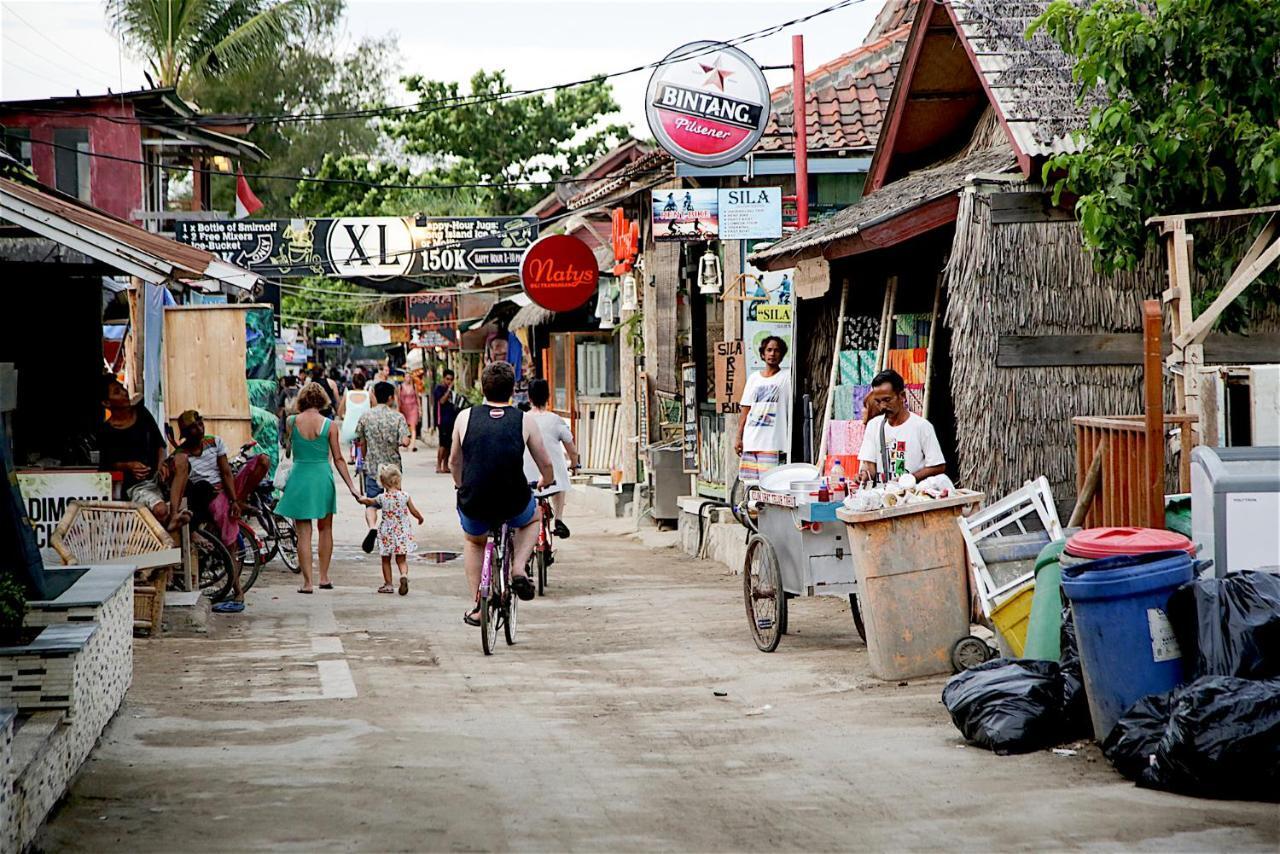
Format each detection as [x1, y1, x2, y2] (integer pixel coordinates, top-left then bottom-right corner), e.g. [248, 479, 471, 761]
[109, 0, 312, 92]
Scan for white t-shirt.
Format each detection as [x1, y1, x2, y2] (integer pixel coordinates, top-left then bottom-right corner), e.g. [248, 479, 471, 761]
[858, 412, 945, 477]
[739, 369, 791, 453]
[186, 436, 227, 485]
[522, 410, 573, 494]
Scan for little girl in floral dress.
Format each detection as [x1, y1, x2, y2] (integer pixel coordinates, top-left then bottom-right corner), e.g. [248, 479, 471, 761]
[358, 465, 423, 595]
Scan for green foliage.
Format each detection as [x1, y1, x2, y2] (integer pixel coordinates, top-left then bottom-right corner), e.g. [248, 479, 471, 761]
[289, 153, 489, 219]
[0, 573, 26, 638]
[1030, 0, 1280, 328]
[109, 0, 313, 90]
[387, 70, 629, 214]
[280, 276, 381, 339]
[186, 0, 397, 214]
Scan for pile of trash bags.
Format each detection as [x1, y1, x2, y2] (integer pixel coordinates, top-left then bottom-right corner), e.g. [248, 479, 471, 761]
[941, 610, 1089, 754]
[1103, 571, 1280, 800]
[942, 570, 1280, 800]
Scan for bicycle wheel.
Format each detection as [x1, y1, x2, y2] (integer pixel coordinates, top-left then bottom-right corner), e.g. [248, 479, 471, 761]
[503, 533, 519, 645]
[235, 523, 264, 593]
[535, 545, 548, 597]
[743, 535, 785, 652]
[241, 504, 279, 564]
[849, 593, 867, 643]
[192, 527, 233, 601]
[729, 476, 758, 534]
[480, 590, 498, 655]
[273, 514, 300, 573]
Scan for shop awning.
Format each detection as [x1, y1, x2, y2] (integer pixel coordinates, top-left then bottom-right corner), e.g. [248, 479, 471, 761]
[0, 176, 263, 294]
[748, 149, 1017, 268]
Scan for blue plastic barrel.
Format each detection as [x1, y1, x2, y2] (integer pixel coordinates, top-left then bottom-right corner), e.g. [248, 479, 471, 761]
[1061, 551, 1194, 740]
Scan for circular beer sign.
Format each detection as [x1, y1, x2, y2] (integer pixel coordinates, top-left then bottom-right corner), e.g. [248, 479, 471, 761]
[646, 41, 770, 168]
[521, 234, 599, 312]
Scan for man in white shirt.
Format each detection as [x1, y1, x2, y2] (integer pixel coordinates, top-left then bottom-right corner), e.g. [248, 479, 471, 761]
[857, 369, 946, 482]
[735, 336, 792, 482]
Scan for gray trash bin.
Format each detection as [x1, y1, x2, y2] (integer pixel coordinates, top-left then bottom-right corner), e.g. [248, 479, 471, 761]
[647, 442, 684, 521]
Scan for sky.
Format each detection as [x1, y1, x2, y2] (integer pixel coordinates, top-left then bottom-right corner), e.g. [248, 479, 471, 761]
[0, 0, 885, 135]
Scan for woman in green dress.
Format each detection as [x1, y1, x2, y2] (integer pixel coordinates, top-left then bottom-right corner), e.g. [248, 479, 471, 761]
[277, 382, 361, 593]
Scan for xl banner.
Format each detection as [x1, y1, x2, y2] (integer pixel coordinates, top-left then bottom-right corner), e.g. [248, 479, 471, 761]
[176, 216, 539, 278]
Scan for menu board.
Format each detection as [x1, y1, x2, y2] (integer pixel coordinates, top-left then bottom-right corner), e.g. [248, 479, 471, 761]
[681, 363, 698, 473]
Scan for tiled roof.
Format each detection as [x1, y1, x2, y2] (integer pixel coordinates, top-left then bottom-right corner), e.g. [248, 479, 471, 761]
[867, 0, 919, 40]
[748, 148, 1017, 263]
[566, 149, 673, 210]
[949, 0, 1098, 157]
[757, 14, 915, 154]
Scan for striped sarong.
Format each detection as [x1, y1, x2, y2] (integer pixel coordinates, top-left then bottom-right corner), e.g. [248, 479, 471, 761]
[739, 451, 783, 483]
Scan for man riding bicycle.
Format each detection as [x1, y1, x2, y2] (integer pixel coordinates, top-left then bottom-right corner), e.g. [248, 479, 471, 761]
[451, 362, 555, 626]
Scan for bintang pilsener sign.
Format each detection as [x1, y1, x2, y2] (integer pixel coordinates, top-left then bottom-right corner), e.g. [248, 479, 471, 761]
[646, 41, 770, 168]
[175, 216, 539, 279]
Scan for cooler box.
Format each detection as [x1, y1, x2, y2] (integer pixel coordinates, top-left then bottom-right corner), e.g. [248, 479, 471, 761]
[1190, 445, 1280, 576]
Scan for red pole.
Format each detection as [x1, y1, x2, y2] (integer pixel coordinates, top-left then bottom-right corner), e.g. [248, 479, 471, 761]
[1142, 300, 1165, 529]
[792, 34, 809, 230]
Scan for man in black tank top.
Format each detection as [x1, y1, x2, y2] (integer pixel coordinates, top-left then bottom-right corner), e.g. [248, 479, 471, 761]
[451, 362, 555, 623]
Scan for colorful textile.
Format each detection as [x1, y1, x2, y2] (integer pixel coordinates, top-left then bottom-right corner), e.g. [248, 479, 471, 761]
[739, 451, 781, 483]
[842, 315, 880, 350]
[887, 349, 929, 385]
[892, 313, 932, 350]
[839, 349, 878, 385]
[825, 419, 868, 456]
[832, 384, 854, 421]
[905, 384, 925, 414]
[851, 384, 872, 419]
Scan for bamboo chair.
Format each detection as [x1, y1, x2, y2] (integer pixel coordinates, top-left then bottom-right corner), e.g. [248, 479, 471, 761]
[50, 500, 182, 635]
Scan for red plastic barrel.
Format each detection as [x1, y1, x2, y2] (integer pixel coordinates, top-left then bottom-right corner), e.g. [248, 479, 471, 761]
[1065, 526, 1195, 560]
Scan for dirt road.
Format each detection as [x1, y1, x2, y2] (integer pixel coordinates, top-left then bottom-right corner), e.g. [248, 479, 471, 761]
[39, 445, 1278, 851]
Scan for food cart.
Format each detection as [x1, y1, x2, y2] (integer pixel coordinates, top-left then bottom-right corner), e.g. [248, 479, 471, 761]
[741, 464, 866, 653]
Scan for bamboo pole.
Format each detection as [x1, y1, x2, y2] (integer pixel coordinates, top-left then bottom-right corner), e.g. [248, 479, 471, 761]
[816, 277, 850, 463]
[1069, 439, 1105, 528]
[922, 273, 943, 419]
[875, 276, 898, 372]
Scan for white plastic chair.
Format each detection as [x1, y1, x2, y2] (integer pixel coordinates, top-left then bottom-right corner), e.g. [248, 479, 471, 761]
[958, 477, 1063, 617]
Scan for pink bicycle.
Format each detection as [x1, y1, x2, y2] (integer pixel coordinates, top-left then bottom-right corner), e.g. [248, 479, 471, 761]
[478, 522, 518, 654]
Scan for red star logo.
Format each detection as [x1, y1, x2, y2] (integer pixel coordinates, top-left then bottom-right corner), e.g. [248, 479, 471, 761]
[698, 56, 734, 92]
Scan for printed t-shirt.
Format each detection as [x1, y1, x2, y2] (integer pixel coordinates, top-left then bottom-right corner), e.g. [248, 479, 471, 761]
[858, 412, 945, 477]
[739, 369, 792, 453]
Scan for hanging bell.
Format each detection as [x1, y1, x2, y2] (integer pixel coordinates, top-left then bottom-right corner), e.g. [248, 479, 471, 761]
[698, 246, 722, 296]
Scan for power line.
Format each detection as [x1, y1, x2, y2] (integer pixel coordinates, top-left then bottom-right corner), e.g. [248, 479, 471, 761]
[14, 0, 866, 128]
[1, 2, 122, 80]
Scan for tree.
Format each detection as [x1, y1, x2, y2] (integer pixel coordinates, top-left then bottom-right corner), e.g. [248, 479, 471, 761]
[1032, 0, 1280, 324]
[186, 0, 397, 214]
[108, 0, 312, 91]
[387, 70, 630, 214]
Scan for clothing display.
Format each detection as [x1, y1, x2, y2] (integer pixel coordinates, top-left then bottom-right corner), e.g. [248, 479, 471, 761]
[841, 315, 880, 350]
[838, 349, 879, 386]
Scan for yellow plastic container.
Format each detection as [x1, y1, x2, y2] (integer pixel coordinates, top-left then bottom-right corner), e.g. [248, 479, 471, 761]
[991, 582, 1036, 658]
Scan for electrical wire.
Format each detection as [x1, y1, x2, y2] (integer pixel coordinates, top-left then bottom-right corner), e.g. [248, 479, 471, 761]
[1, 2, 122, 80]
[12, 0, 867, 128]
[280, 313, 483, 329]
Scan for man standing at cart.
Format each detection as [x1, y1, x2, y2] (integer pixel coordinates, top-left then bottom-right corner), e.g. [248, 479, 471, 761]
[857, 369, 946, 483]
[735, 336, 792, 482]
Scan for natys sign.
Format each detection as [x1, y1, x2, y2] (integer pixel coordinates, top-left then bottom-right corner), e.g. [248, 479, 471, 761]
[646, 41, 770, 168]
[520, 234, 599, 312]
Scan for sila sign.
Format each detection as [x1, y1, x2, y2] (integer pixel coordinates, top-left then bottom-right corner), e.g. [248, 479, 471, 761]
[521, 234, 599, 312]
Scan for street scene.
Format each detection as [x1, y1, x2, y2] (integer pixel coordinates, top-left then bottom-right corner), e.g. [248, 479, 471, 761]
[1, 0, 1279, 851]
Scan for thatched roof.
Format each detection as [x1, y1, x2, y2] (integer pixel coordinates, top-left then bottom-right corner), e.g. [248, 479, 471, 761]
[950, 0, 1099, 157]
[509, 301, 556, 331]
[748, 148, 1017, 264]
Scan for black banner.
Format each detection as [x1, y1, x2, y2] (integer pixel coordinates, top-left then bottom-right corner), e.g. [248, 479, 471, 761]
[175, 216, 539, 280]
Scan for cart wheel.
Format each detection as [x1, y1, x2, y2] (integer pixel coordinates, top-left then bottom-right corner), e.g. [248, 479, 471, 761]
[743, 535, 785, 652]
[848, 594, 867, 643]
[951, 635, 995, 673]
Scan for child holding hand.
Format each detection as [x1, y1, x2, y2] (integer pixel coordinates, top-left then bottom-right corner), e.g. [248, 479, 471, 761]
[357, 464, 423, 595]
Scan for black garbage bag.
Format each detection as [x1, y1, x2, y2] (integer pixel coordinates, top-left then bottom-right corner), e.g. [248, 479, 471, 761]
[1167, 571, 1280, 680]
[1141, 676, 1280, 801]
[942, 659, 1065, 754]
[1058, 607, 1091, 736]
[1101, 691, 1173, 780]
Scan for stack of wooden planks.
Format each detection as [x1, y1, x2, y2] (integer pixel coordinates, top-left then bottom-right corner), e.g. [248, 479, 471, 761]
[576, 399, 624, 473]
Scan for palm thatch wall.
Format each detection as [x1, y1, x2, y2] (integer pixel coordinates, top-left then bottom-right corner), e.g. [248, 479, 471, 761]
[944, 186, 1166, 505]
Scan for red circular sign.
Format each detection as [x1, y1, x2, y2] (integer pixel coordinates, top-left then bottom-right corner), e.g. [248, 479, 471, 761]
[520, 234, 599, 312]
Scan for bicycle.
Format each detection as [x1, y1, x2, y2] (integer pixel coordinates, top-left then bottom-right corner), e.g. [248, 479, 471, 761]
[230, 442, 299, 573]
[478, 523, 518, 655]
[529, 489, 555, 597]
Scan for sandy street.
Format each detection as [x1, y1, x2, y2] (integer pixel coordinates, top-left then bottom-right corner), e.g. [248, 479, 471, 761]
[38, 444, 1279, 852]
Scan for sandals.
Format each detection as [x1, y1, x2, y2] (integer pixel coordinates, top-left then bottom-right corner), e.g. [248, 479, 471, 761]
[297, 588, 313, 594]
[361, 529, 378, 554]
[511, 573, 535, 601]
[398, 577, 409, 596]
[319, 583, 334, 590]
[462, 609, 481, 626]
[377, 584, 395, 594]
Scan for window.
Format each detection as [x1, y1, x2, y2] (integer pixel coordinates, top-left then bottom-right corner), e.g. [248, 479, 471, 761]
[53, 128, 91, 201]
[2, 128, 32, 167]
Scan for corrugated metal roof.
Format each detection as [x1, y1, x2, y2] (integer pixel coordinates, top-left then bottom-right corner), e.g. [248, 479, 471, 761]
[0, 176, 261, 292]
[748, 149, 1017, 263]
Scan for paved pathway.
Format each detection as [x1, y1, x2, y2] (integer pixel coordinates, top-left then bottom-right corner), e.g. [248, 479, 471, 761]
[40, 442, 1280, 851]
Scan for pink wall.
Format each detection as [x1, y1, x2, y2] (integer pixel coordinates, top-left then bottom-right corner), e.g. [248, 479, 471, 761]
[2, 98, 143, 222]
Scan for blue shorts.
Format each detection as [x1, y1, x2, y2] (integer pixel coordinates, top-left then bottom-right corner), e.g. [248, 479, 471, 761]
[457, 496, 538, 538]
[363, 472, 384, 499]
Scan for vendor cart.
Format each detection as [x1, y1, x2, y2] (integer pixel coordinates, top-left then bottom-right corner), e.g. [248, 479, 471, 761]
[743, 487, 866, 652]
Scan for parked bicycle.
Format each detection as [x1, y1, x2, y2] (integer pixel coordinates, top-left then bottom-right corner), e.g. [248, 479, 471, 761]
[230, 442, 299, 573]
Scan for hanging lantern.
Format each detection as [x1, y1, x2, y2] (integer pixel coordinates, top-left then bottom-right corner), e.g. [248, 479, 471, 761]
[698, 246, 722, 296]
[620, 273, 638, 311]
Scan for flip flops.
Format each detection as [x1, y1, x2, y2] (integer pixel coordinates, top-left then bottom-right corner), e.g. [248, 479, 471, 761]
[398, 577, 409, 596]
[319, 583, 334, 590]
[462, 609, 481, 626]
[212, 600, 245, 613]
[361, 529, 378, 553]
